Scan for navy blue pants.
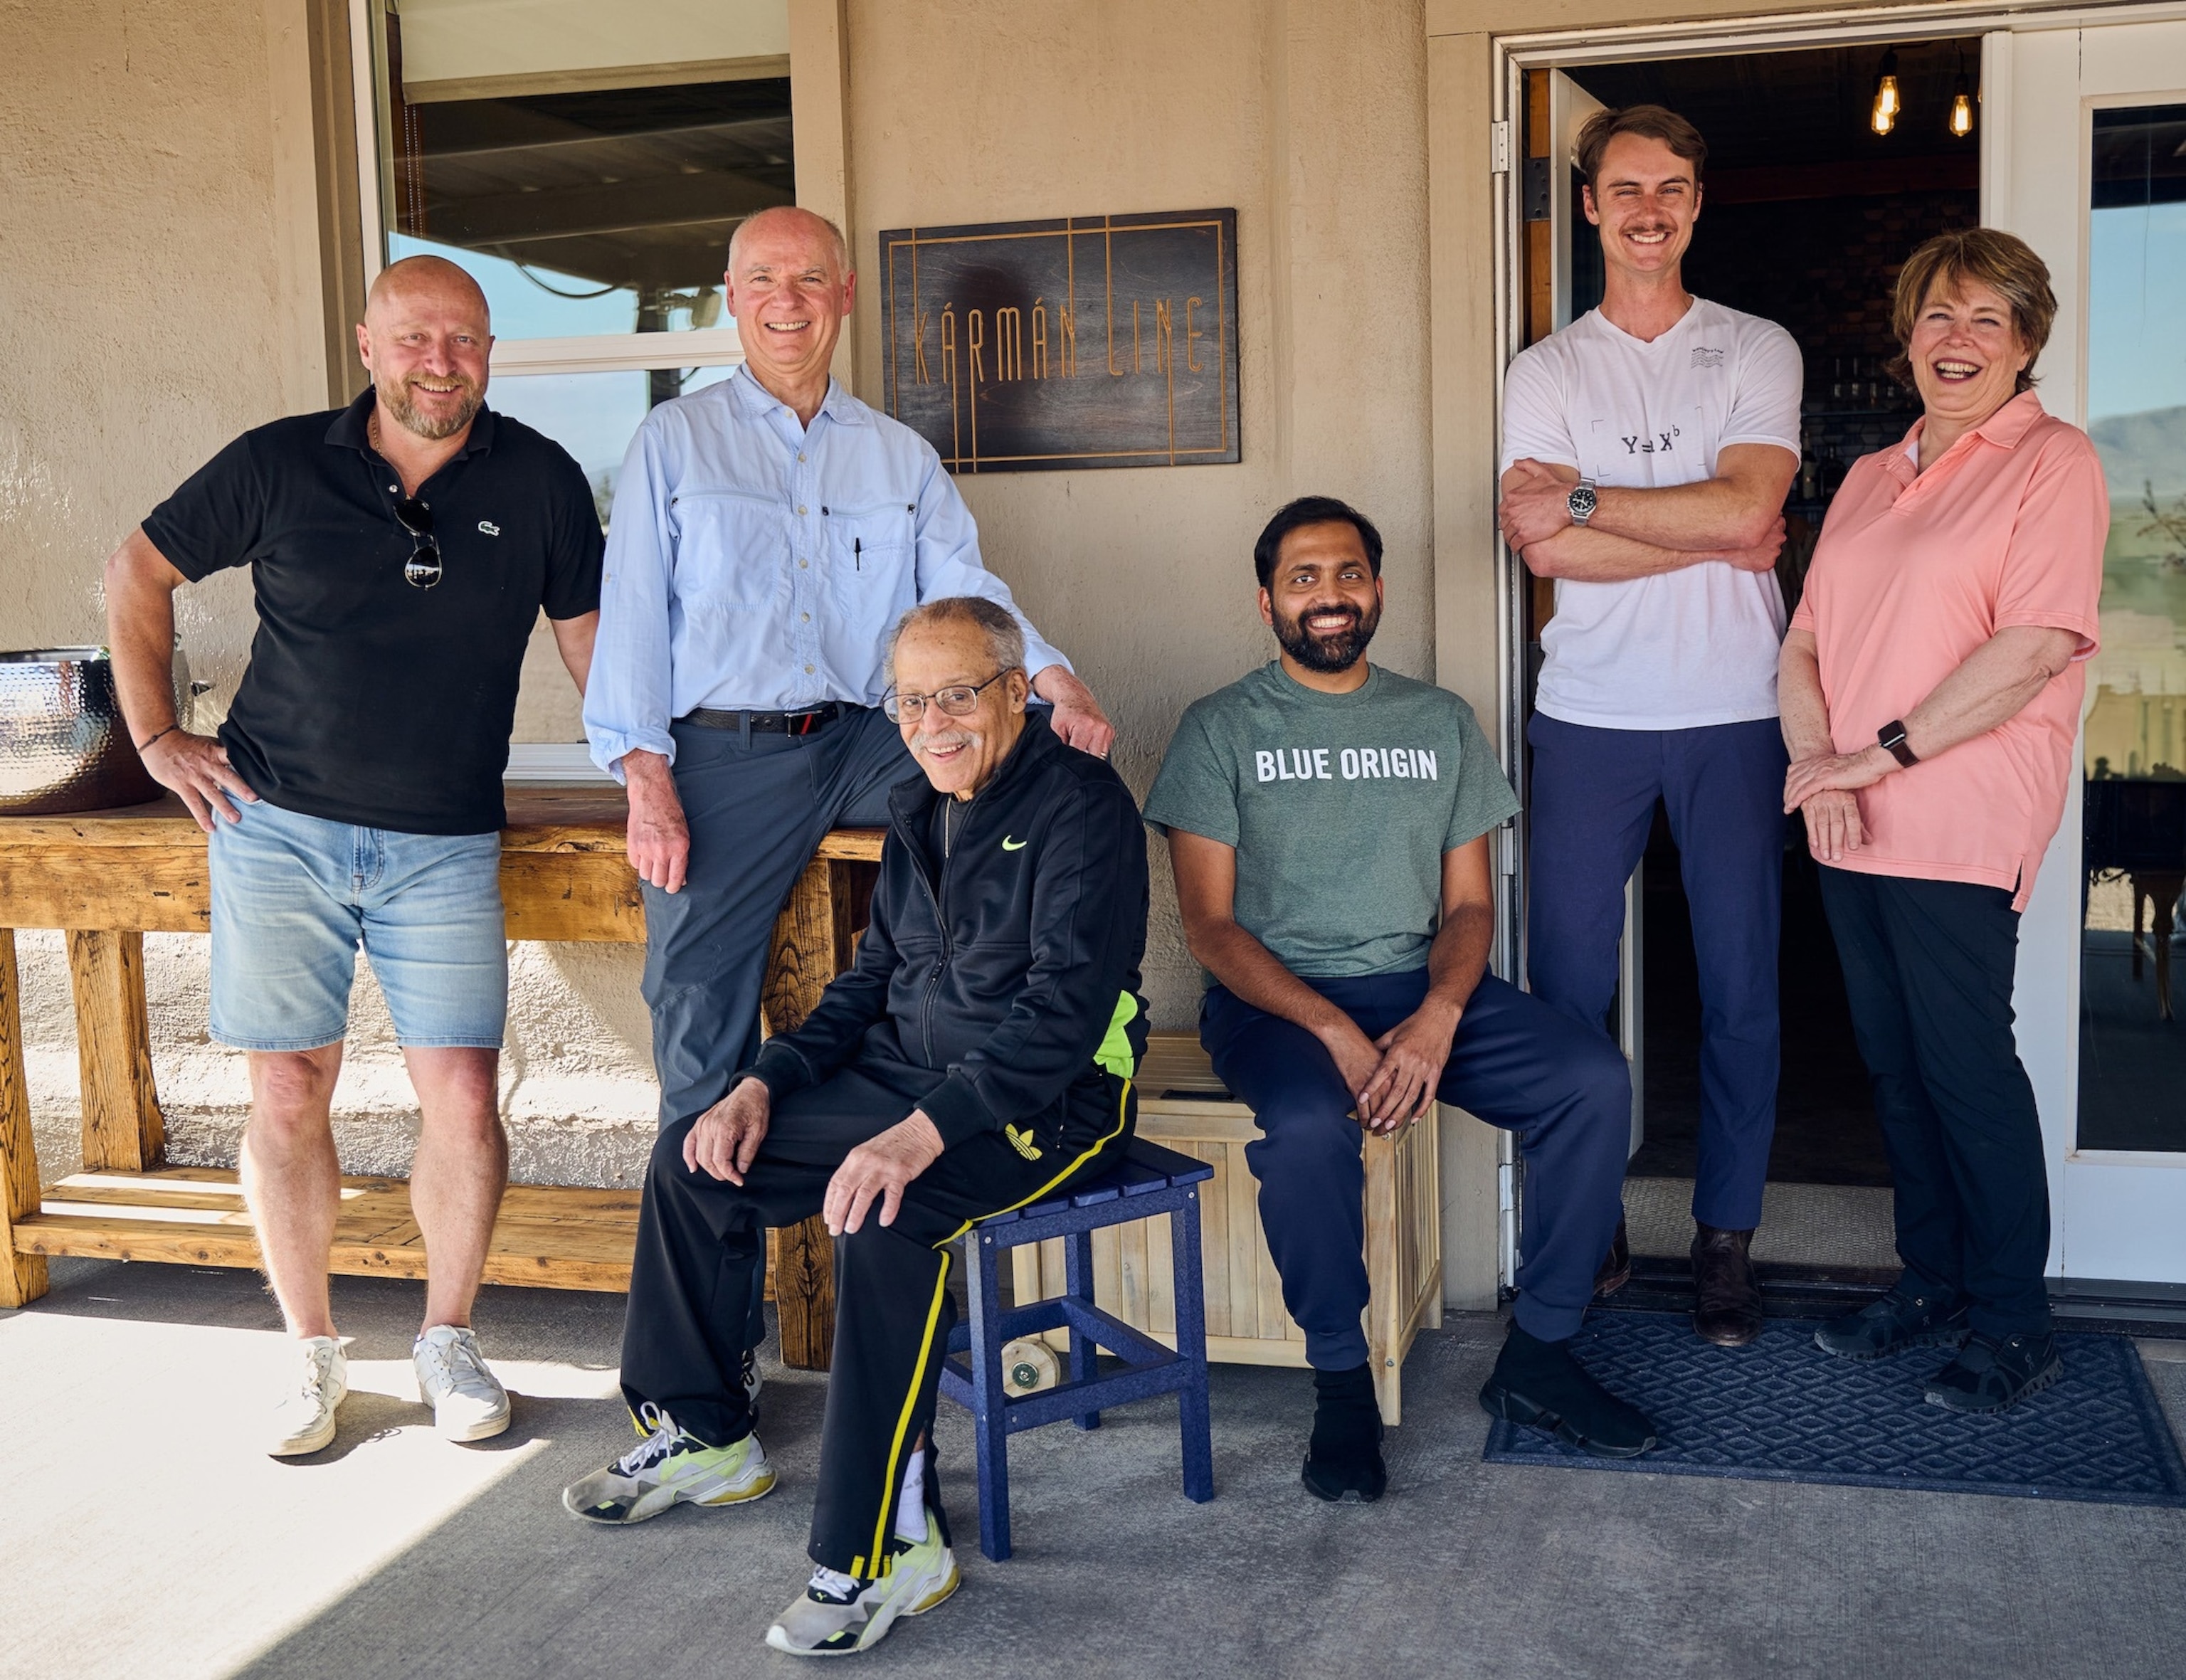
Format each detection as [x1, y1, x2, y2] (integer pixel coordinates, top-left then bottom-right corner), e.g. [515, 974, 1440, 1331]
[1202, 971, 1630, 1363]
[640, 706, 917, 1126]
[1526, 712, 1786, 1231]
[1818, 868, 2052, 1338]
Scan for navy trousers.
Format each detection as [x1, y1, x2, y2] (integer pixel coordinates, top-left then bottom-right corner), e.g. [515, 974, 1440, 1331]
[1526, 712, 1786, 1231]
[639, 706, 919, 1126]
[1202, 971, 1630, 1363]
[1817, 867, 2052, 1338]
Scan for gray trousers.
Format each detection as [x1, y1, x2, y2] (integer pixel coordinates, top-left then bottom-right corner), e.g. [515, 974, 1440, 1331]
[640, 706, 919, 1130]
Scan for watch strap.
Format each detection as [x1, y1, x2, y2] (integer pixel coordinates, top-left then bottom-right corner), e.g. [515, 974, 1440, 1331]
[1877, 719, 1918, 768]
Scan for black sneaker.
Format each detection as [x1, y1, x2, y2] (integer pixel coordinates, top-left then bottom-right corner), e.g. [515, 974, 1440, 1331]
[1923, 1331, 2063, 1415]
[1479, 1322, 1657, 1458]
[1301, 1363, 1387, 1502]
[1815, 1283, 1970, 1361]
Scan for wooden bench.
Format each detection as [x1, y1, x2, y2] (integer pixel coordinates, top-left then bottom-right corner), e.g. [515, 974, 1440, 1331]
[1010, 1032, 1442, 1422]
[0, 788, 880, 1373]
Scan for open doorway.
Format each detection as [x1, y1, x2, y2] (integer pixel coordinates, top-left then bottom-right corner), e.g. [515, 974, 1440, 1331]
[1516, 40, 1984, 1291]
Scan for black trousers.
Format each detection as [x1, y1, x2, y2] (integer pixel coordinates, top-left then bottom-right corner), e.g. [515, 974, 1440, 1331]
[1817, 867, 2052, 1338]
[619, 1057, 1134, 1577]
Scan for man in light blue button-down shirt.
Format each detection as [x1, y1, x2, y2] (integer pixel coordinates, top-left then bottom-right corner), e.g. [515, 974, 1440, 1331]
[584, 206, 1114, 1141]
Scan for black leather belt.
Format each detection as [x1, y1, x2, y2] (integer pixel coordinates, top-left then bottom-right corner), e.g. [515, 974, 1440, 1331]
[680, 702, 851, 735]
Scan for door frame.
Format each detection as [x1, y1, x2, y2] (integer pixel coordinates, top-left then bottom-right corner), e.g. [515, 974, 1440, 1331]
[1992, 19, 2186, 1287]
[1467, 0, 2186, 1292]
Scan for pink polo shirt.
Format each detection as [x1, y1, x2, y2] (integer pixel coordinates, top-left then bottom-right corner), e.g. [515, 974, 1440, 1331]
[1790, 391, 2106, 910]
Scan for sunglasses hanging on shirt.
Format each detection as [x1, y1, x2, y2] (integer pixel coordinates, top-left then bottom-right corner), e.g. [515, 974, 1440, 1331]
[393, 496, 443, 588]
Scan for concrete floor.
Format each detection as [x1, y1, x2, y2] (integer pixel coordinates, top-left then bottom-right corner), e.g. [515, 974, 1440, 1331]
[6, 1257, 2185, 1680]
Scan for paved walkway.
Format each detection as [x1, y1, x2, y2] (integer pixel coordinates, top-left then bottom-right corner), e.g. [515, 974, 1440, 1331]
[5, 1257, 2182, 1679]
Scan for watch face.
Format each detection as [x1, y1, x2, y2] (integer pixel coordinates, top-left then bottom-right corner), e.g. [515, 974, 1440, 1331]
[1568, 483, 1598, 519]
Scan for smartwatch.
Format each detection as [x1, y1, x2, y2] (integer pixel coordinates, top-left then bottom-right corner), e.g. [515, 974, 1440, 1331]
[1566, 478, 1599, 527]
[1877, 719, 1918, 768]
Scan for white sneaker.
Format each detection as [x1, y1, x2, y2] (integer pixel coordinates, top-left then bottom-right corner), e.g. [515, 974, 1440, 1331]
[764, 1513, 960, 1657]
[563, 1403, 776, 1523]
[268, 1336, 347, 1457]
[413, 1324, 512, 1442]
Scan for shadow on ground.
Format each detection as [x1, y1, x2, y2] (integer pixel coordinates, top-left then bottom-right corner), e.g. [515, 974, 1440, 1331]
[6, 1257, 2186, 1680]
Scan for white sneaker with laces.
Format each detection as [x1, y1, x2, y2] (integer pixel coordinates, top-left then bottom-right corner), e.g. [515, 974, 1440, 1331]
[268, 1336, 347, 1458]
[413, 1324, 512, 1442]
[764, 1512, 959, 1657]
[562, 1403, 775, 1523]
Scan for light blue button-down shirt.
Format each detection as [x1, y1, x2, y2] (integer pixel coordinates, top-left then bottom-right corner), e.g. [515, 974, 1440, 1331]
[584, 364, 1069, 777]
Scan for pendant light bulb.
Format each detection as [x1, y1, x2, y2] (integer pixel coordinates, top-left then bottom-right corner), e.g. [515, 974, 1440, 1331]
[1871, 49, 1901, 134]
[1950, 82, 1975, 138]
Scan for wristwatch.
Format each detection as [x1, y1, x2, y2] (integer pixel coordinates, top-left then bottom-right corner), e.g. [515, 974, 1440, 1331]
[1566, 478, 1599, 527]
[1877, 719, 1918, 768]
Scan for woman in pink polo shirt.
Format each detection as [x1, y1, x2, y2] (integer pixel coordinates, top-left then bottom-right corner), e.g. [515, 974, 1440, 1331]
[1778, 228, 2105, 1415]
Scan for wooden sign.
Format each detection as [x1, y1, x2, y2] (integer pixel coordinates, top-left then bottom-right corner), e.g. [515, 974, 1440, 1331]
[880, 209, 1240, 472]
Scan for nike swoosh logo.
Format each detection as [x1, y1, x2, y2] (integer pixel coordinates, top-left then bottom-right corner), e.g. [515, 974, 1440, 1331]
[1001, 836, 1027, 851]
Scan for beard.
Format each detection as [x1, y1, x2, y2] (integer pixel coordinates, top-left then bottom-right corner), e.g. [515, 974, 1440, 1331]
[378, 370, 485, 441]
[1274, 597, 1380, 673]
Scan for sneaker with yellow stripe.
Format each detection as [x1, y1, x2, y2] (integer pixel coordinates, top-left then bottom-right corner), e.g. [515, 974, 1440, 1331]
[764, 1515, 959, 1657]
[561, 1404, 774, 1524]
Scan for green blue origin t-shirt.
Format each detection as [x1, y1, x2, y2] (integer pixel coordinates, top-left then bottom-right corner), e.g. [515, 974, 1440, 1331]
[1144, 662, 1521, 981]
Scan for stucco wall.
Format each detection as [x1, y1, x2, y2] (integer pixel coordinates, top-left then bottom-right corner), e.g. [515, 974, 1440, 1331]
[842, 0, 1439, 1026]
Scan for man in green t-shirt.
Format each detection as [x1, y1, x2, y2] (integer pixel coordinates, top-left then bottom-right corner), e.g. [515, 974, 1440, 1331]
[1146, 496, 1656, 1498]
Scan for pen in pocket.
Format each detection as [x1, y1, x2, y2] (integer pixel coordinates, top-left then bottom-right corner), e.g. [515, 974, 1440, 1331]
[854, 537, 861, 571]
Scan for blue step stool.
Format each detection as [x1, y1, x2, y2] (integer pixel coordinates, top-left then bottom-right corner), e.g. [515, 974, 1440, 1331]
[939, 1136, 1216, 1560]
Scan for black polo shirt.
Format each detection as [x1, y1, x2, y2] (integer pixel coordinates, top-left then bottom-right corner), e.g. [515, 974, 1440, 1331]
[143, 389, 603, 835]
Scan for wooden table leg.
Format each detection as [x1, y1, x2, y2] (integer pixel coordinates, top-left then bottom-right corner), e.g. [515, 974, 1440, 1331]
[760, 856, 862, 1370]
[65, 930, 164, 1173]
[0, 930, 48, 1308]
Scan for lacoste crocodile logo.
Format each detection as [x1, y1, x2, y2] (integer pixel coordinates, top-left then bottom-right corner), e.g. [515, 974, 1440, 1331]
[1001, 835, 1027, 851]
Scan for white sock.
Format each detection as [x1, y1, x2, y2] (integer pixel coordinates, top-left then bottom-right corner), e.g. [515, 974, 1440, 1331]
[809, 1565, 862, 1599]
[893, 1450, 928, 1543]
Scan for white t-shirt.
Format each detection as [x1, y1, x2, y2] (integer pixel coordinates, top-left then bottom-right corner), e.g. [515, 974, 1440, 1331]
[1500, 297, 1803, 730]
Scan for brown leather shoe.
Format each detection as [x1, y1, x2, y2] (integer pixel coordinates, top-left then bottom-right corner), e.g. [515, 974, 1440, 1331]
[1690, 1224, 1763, 1346]
[1593, 1215, 1632, 1299]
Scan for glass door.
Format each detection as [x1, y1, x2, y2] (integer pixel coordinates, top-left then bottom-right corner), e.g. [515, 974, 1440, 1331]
[1999, 22, 2186, 1287]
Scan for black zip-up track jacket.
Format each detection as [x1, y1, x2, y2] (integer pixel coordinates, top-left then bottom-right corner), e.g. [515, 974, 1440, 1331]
[744, 710, 1151, 1150]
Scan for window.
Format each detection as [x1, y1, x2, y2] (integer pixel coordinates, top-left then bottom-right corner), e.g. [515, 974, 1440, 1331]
[361, 0, 794, 517]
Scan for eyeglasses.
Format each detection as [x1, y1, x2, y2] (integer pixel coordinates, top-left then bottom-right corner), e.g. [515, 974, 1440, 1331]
[392, 497, 443, 588]
[882, 670, 1011, 723]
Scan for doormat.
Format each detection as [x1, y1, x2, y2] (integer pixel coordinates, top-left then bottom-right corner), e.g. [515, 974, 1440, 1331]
[1482, 1311, 2186, 1509]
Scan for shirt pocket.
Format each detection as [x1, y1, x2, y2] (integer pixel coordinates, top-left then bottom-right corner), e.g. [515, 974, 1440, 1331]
[821, 500, 917, 650]
[666, 487, 789, 613]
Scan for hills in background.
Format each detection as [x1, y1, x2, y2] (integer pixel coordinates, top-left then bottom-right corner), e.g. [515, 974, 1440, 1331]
[2091, 407, 2186, 501]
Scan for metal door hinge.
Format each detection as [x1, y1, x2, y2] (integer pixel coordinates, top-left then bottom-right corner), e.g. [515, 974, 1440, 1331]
[1497, 1160, 1517, 1216]
[1490, 120, 1511, 175]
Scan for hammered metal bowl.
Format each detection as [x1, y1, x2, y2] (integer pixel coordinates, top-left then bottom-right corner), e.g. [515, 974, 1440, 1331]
[0, 648, 163, 815]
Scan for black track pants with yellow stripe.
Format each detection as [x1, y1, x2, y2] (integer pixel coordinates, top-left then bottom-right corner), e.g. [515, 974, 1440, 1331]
[620, 1058, 1134, 1576]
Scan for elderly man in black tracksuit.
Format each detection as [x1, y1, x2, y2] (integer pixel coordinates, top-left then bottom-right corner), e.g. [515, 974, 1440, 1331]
[563, 594, 1149, 1659]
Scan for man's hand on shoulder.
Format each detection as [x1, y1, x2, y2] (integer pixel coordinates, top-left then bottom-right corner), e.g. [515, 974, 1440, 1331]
[622, 748, 690, 894]
[825, 1110, 946, 1235]
[1358, 997, 1462, 1134]
[142, 729, 258, 834]
[685, 1077, 771, 1183]
[1031, 665, 1115, 759]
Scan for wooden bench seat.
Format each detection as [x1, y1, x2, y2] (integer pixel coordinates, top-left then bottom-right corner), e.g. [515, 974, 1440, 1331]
[12, 1164, 645, 1291]
[0, 790, 877, 1373]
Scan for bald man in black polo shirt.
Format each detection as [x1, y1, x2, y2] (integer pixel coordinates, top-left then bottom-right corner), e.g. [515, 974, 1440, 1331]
[104, 256, 601, 1458]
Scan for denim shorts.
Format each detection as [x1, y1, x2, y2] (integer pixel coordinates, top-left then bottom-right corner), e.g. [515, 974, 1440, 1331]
[206, 796, 508, 1052]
